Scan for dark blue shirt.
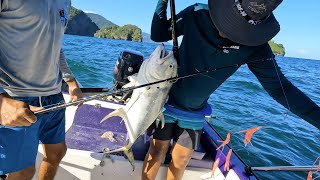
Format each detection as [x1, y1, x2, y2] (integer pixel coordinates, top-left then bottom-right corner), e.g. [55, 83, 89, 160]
[151, 1, 320, 128]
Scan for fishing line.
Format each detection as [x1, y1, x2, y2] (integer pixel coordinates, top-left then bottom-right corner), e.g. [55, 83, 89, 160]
[34, 59, 269, 114]
[245, 58, 318, 176]
[271, 58, 291, 121]
[170, 0, 179, 61]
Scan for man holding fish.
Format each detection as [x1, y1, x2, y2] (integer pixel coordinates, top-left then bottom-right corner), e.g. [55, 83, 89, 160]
[101, 44, 178, 171]
[140, 0, 320, 179]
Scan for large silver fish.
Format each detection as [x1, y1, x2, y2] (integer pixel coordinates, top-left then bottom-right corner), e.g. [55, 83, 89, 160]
[100, 44, 178, 170]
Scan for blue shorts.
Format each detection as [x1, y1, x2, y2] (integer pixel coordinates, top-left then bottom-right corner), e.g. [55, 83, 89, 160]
[163, 103, 212, 130]
[147, 103, 212, 150]
[0, 93, 66, 175]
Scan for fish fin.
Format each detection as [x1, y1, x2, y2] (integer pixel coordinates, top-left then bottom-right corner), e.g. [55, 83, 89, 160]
[128, 74, 138, 82]
[124, 147, 135, 171]
[100, 108, 128, 123]
[103, 144, 135, 171]
[122, 74, 138, 88]
[123, 82, 135, 89]
[157, 112, 165, 129]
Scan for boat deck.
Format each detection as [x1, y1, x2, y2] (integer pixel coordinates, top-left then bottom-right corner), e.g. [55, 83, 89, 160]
[32, 94, 257, 180]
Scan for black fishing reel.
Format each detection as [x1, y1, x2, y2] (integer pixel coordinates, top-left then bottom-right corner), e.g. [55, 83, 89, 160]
[112, 49, 144, 101]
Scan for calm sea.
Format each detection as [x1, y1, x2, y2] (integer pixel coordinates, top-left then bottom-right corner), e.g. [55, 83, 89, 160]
[62, 34, 320, 180]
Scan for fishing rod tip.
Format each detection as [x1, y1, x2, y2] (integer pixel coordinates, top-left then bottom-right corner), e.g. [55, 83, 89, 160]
[245, 166, 254, 176]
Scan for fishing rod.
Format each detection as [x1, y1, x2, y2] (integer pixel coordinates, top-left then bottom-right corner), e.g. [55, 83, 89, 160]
[170, 0, 179, 61]
[34, 59, 266, 115]
[34, 89, 120, 115]
[245, 166, 318, 174]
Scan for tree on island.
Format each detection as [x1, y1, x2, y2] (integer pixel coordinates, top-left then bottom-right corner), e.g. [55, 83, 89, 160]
[269, 40, 285, 56]
[95, 24, 142, 42]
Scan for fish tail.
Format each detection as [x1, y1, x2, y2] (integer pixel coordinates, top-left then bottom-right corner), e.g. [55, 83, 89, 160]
[103, 144, 135, 171]
[123, 146, 135, 171]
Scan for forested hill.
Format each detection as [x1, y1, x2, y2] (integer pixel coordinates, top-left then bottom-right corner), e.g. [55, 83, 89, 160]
[95, 25, 142, 42]
[65, 7, 285, 55]
[65, 7, 99, 37]
[65, 7, 143, 41]
[85, 13, 117, 29]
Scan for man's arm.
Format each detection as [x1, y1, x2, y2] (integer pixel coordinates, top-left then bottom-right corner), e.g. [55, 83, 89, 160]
[59, 49, 83, 102]
[151, 0, 193, 42]
[247, 44, 320, 128]
[60, 49, 76, 82]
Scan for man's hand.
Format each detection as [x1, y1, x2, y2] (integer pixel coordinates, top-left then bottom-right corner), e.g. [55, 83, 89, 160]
[0, 94, 43, 126]
[66, 79, 83, 103]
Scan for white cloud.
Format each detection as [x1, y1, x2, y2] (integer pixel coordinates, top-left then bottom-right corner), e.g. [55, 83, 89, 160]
[83, 10, 97, 14]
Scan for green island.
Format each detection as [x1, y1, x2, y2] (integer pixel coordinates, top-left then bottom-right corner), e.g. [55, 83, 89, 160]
[66, 7, 285, 55]
[94, 25, 142, 42]
[268, 40, 285, 56]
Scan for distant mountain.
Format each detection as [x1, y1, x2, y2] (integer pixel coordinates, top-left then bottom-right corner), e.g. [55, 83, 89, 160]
[142, 32, 154, 43]
[66, 7, 152, 43]
[66, 7, 99, 37]
[86, 13, 117, 29]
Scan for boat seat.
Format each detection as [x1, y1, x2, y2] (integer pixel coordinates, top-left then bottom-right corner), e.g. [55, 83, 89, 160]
[66, 104, 128, 153]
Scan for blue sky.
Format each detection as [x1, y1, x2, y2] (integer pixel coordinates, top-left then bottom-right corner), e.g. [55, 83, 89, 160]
[72, 0, 320, 60]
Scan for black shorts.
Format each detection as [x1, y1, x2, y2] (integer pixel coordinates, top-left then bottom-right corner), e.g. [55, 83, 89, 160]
[147, 122, 203, 150]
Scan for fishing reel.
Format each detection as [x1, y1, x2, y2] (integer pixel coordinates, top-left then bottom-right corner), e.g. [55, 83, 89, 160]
[112, 49, 144, 102]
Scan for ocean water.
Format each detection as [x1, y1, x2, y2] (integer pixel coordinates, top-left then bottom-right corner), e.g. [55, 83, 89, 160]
[62, 34, 320, 180]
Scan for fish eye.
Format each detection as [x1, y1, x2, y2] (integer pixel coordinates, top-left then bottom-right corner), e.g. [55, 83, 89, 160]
[169, 64, 173, 68]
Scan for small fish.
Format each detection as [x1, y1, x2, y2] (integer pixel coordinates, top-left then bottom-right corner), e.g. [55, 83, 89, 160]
[224, 149, 232, 172]
[211, 157, 220, 177]
[239, 126, 263, 147]
[307, 171, 312, 180]
[100, 44, 177, 171]
[216, 132, 231, 151]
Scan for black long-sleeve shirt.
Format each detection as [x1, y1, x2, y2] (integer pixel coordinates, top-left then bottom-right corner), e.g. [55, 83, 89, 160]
[151, 1, 320, 128]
